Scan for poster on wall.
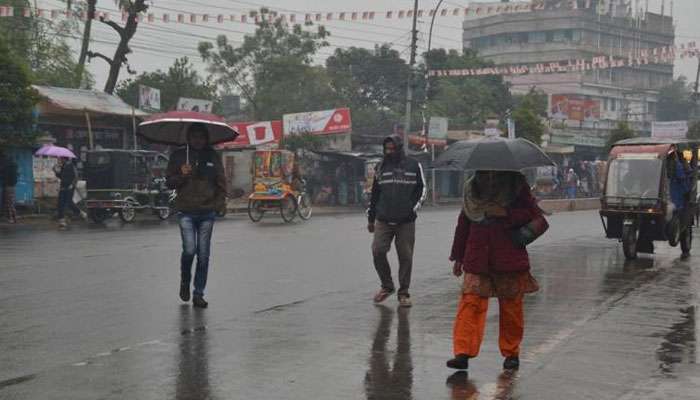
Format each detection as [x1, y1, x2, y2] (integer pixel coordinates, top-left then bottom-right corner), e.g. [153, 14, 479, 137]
[652, 121, 688, 139]
[550, 94, 601, 122]
[217, 121, 283, 148]
[283, 108, 352, 136]
[176, 97, 213, 113]
[138, 85, 161, 112]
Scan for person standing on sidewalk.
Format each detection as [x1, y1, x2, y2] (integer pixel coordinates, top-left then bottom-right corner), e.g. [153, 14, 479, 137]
[54, 157, 86, 228]
[166, 123, 227, 309]
[367, 135, 426, 308]
[2, 151, 18, 224]
[447, 171, 545, 371]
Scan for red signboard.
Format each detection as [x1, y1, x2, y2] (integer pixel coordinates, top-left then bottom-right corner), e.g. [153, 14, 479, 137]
[408, 134, 447, 147]
[217, 121, 283, 149]
[550, 95, 601, 122]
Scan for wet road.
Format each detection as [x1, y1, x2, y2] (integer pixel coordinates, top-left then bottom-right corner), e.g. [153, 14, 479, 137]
[1, 209, 698, 399]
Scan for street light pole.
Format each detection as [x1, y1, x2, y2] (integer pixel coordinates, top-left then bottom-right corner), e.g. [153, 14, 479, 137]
[403, 0, 420, 154]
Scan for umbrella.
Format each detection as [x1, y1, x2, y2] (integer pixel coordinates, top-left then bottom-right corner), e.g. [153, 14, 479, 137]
[138, 111, 239, 146]
[35, 145, 76, 159]
[432, 137, 555, 171]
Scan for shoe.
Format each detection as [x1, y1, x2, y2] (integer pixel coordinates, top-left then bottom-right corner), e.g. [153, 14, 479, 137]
[179, 284, 190, 302]
[398, 295, 412, 308]
[58, 218, 68, 228]
[373, 288, 394, 303]
[193, 296, 208, 308]
[447, 354, 470, 370]
[503, 356, 520, 370]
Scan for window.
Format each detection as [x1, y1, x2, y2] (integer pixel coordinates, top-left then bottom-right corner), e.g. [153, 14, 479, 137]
[529, 31, 546, 43]
[546, 31, 555, 42]
[611, 99, 617, 112]
[572, 30, 582, 42]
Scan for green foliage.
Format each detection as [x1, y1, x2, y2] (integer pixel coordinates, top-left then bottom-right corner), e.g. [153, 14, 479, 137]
[0, 34, 39, 146]
[422, 49, 512, 130]
[511, 88, 547, 144]
[199, 14, 331, 120]
[279, 132, 323, 153]
[0, 0, 93, 88]
[326, 45, 408, 135]
[657, 77, 695, 122]
[116, 57, 220, 112]
[606, 121, 635, 150]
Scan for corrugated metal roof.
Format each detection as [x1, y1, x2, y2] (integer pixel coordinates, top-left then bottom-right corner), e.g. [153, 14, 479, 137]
[33, 85, 149, 117]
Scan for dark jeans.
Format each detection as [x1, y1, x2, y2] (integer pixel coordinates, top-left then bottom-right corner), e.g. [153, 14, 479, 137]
[57, 188, 81, 219]
[178, 212, 216, 297]
[371, 221, 416, 296]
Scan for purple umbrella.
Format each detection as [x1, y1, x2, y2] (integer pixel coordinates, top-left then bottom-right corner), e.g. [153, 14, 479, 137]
[35, 145, 77, 159]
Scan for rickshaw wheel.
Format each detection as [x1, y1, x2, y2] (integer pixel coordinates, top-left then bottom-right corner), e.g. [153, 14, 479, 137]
[248, 200, 264, 222]
[297, 193, 313, 220]
[89, 209, 109, 224]
[280, 196, 298, 223]
[622, 225, 638, 260]
[680, 227, 692, 255]
[120, 200, 137, 223]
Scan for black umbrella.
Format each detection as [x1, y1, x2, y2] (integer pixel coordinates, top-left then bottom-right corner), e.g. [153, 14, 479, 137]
[432, 137, 555, 171]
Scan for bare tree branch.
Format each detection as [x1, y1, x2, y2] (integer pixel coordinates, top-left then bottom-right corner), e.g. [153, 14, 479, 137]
[87, 51, 114, 66]
[99, 17, 125, 38]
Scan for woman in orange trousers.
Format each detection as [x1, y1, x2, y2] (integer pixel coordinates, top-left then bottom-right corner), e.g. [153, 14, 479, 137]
[447, 171, 544, 371]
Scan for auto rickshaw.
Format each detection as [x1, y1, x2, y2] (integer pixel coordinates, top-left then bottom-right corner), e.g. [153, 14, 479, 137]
[247, 150, 312, 223]
[84, 150, 174, 223]
[600, 138, 699, 260]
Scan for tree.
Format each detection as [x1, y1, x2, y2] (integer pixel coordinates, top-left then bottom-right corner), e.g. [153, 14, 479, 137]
[510, 88, 547, 144]
[199, 14, 332, 120]
[0, 34, 39, 146]
[657, 77, 695, 122]
[116, 57, 220, 112]
[88, 0, 149, 94]
[326, 45, 409, 135]
[0, 0, 93, 88]
[75, 0, 97, 88]
[606, 121, 635, 151]
[422, 49, 512, 130]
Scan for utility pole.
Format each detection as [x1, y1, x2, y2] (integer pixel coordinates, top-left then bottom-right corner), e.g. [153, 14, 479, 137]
[403, 0, 420, 154]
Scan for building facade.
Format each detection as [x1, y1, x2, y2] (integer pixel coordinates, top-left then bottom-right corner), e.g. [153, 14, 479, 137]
[463, 0, 675, 158]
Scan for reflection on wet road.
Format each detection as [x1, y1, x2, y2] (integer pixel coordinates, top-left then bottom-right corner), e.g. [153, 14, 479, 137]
[1, 210, 698, 399]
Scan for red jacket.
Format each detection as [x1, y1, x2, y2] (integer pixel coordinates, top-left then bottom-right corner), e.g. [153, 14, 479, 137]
[450, 186, 542, 274]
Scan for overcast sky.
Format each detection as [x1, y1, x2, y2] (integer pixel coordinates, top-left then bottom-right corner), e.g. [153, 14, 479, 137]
[36, 0, 700, 90]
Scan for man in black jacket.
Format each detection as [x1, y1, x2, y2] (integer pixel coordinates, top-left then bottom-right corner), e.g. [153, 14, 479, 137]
[367, 135, 426, 307]
[1, 151, 18, 224]
[54, 157, 86, 228]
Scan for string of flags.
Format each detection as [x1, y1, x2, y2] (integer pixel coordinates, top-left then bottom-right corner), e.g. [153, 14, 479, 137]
[0, 2, 595, 25]
[429, 43, 700, 78]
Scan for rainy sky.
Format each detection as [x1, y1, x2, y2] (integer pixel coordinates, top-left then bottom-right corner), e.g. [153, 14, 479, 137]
[34, 0, 700, 89]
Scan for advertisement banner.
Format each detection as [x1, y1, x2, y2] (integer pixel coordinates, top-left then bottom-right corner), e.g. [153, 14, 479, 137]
[218, 121, 283, 148]
[652, 121, 688, 139]
[283, 108, 352, 136]
[550, 95, 600, 122]
[138, 85, 161, 112]
[176, 97, 213, 113]
[408, 134, 447, 147]
[428, 117, 449, 139]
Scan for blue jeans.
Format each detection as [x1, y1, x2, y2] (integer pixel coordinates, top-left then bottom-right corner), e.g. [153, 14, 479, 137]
[178, 212, 216, 297]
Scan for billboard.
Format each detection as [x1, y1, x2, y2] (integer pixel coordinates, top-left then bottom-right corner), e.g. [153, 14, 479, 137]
[550, 95, 600, 122]
[428, 117, 448, 139]
[138, 85, 160, 112]
[218, 121, 283, 149]
[652, 121, 688, 139]
[283, 108, 352, 136]
[176, 97, 213, 113]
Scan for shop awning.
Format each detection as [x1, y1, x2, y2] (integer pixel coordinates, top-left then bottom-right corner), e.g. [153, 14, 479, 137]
[33, 85, 149, 118]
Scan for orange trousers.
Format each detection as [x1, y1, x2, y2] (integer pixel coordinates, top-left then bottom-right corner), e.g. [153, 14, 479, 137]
[453, 293, 524, 358]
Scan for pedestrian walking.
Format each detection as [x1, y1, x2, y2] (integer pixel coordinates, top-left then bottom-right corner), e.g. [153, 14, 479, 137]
[166, 123, 227, 309]
[565, 168, 579, 199]
[2, 151, 18, 224]
[447, 171, 547, 371]
[367, 134, 426, 308]
[54, 157, 86, 228]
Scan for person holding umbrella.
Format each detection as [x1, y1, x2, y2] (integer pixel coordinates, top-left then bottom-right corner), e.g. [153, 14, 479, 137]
[165, 123, 227, 308]
[54, 156, 87, 228]
[434, 137, 551, 372]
